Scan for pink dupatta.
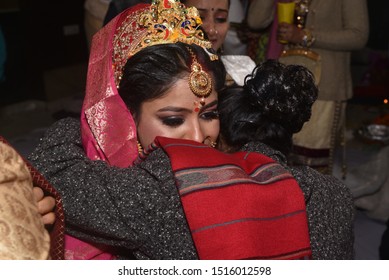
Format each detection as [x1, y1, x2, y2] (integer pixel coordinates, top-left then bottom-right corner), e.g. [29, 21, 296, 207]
[65, 4, 148, 260]
[65, 0, 212, 260]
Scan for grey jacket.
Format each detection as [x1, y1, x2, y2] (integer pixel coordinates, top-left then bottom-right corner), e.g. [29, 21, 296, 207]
[241, 141, 355, 259]
[29, 117, 355, 259]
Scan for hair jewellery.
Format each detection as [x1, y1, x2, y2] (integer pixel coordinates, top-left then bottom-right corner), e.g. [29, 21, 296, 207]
[112, 0, 218, 87]
[186, 47, 213, 112]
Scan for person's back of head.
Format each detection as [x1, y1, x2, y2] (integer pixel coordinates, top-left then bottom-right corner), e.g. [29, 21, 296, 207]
[219, 59, 318, 155]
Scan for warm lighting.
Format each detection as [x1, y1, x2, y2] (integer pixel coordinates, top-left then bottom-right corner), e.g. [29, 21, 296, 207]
[384, 99, 388, 104]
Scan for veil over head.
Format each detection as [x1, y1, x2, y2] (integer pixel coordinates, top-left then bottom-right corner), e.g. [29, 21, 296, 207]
[81, 0, 211, 168]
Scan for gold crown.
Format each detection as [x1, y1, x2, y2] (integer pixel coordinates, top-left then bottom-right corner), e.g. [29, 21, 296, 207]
[113, 0, 213, 86]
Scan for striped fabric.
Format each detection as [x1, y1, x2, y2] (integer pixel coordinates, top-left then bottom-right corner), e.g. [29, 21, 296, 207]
[151, 137, 312, 260]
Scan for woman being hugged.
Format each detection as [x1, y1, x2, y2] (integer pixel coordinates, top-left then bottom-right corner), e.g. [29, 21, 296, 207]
[30, 0, 225, 260]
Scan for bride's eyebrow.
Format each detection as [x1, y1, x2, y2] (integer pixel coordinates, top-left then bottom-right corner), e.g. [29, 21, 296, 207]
[201, 100, 218, 111]
[157, 106, 192, 113]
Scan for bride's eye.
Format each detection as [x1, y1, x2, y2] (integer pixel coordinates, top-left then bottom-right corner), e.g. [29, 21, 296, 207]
[201, 110, 219, 121]
[160, 116, 185, 127]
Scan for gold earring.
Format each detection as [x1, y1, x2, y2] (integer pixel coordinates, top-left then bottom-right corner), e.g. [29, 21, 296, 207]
[137, 141, 143, 155]
[204, 136, 217, 148]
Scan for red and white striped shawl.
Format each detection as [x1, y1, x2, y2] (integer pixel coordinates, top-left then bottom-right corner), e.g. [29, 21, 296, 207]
[142, 136, 312, 260]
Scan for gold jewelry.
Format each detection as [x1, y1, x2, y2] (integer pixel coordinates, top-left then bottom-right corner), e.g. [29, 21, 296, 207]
[189, 58, 212, 98]
[204, 48, 219, 61]
[113, 0, 213, 86]
[186, 46, 212, 111]
[137, 141, 143, 154]
[301, 29, 315, 48]
[204, 137, 217, 148]
[295, 0, 310, 29]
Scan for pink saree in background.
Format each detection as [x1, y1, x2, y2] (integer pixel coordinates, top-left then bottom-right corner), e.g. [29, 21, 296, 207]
[266, 0, 283, 59]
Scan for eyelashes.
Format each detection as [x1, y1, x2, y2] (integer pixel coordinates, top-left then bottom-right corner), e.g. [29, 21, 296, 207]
[201, 110, 219, 121]
[160, 116, 184, 127]
[159, 110, 219, 128]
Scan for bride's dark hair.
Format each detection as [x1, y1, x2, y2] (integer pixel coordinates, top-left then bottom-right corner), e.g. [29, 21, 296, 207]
[119, 42, 226, 119]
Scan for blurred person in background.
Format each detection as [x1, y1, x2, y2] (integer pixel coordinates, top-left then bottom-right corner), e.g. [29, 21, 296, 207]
[84, 0, 111, 49]
[246, 0, 369, 175]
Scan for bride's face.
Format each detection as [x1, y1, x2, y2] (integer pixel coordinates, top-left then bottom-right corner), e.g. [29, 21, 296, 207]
[136, 78, 220, 148]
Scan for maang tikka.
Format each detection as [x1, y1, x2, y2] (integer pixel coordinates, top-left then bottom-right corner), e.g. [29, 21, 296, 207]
[187, 47, 213, 112]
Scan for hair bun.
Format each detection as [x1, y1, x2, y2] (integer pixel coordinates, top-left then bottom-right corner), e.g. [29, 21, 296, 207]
[243, 60, 318, 133]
